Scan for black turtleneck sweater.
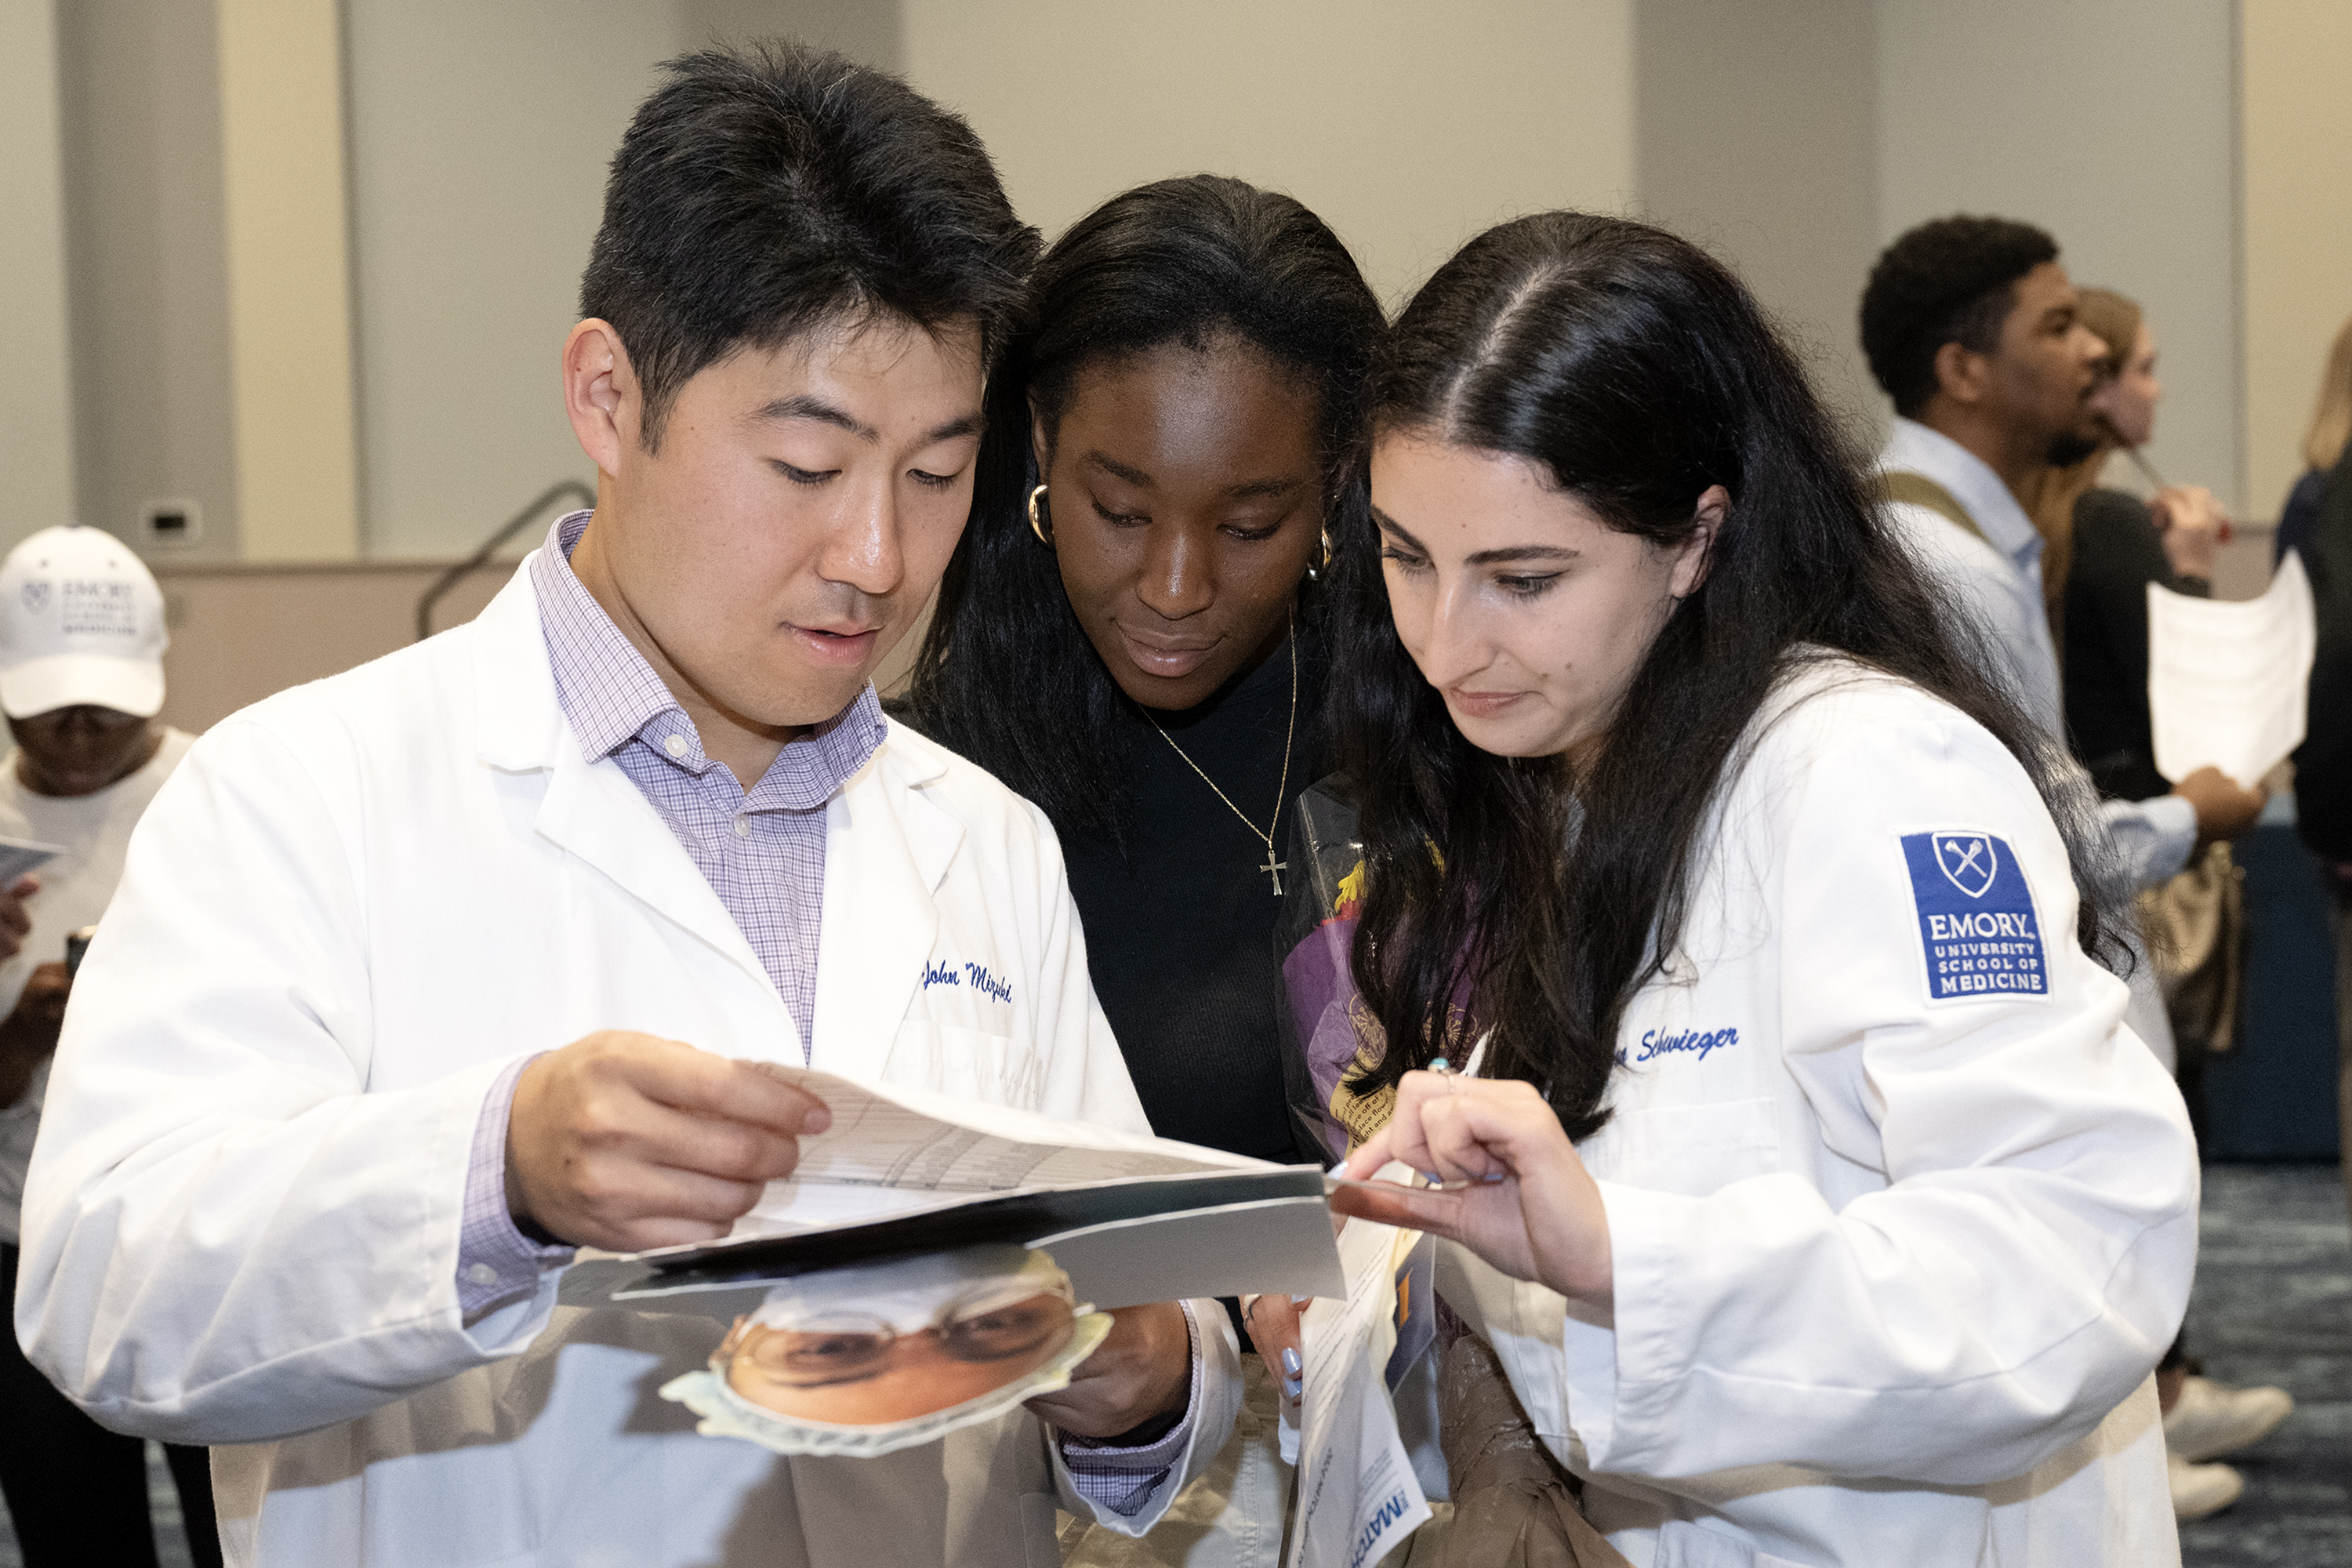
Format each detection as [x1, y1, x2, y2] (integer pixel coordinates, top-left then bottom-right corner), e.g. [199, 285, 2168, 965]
[1058, 638, 1323, 1167]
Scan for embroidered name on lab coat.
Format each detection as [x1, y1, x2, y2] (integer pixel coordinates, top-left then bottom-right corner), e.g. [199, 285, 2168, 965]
[1899, 829, 2048, 1000]
[920, 960, 1013, 1004]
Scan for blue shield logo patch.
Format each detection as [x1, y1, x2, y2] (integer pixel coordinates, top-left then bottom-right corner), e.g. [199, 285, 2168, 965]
[1934, 833, 1997, 898]
[1900, 829, 2048, 1002]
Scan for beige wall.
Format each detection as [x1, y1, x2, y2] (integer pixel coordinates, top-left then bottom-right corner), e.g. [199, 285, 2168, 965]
[2240, 0, 2352, 517]
[1873, 0, 2242, 511]
[0, 0, 78, 549]
[154, 560, 517, 735]
[55, 0, 241, 562]
[1633, 0, 1879, 440]
[900, 0, 1635, 310]
[216, 0, 360, 561]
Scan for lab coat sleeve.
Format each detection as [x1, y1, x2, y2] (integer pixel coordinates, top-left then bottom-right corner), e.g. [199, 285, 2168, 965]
[1047, 1295, 1246, 1534]
[15, 717, 554, 1445]
[1564, 713, 2198, 1486]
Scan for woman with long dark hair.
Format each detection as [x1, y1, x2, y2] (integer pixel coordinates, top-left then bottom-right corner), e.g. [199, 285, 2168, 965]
[1323, 213, 2197, 1566]
[899, 174, 1382, 1565]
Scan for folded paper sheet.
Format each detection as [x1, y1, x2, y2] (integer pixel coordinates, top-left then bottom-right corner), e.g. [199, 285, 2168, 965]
[572, 1066, 1345, 1314]
[2149, 552, 2315, 787]
[1288, 1171, 1432, 1568]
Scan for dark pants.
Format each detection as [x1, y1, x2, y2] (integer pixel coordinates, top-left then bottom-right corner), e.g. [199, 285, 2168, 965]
[0, 1243, 221, 1568]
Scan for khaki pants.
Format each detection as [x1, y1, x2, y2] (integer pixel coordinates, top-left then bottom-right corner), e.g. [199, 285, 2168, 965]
[1061, 1356, 1293, 1568]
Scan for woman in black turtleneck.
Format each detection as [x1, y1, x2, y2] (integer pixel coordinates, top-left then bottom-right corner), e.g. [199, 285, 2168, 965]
[898, 174, 1383, 1563]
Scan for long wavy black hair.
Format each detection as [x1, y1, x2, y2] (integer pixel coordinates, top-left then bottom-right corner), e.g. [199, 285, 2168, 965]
[1331, 212, 2129, 1140]
[901, 175, 1385, 845]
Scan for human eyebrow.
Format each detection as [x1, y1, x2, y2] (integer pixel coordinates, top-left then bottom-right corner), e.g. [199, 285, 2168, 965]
[1369, 505, 1425, 551]
[922, 412, 985, 445]
[1225, 476, 1308, 501]
[1081, 450, 1154, 488]
[751, 394, 878, 443]
[1464, 544, 1579, 566]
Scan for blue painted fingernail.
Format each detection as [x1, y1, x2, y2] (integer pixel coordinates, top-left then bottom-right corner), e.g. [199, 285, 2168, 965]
[1420, 1171, 1443, 1184]
[1284, 1377, 1302, 1399]
[1482, 1172, 1508, 1184]
[1281, 1348, 1302, 1375]
[1428, 1057, 1450, 1072]
[1290, 1294, 1311, 1304]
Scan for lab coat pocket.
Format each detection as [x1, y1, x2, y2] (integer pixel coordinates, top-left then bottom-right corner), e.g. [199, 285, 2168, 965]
[881, 1022, 1046, 1109]
[1613, 1098, 1780, 1196]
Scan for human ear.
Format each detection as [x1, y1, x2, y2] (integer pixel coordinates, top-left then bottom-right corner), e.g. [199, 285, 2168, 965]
[1931, 340, 1987, 408]
[1671, 485, 1730, 599]
[564, 320, 638, 477]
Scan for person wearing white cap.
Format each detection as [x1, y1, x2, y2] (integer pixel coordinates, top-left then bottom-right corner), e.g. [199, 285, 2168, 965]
[0, 524, 216, 1568]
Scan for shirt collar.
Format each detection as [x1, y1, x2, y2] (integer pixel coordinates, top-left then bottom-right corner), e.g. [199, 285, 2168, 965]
[528, 509, 887, 804]
[1878, 416, 2044, 571]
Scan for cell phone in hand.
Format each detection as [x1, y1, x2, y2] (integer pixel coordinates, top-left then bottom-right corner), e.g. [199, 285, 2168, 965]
[65, 925, 97, 978]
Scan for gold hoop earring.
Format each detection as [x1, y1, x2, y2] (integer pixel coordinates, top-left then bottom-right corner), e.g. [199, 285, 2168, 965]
[1304, 527, 1333, 582]
[1028, 484, 1053, 546]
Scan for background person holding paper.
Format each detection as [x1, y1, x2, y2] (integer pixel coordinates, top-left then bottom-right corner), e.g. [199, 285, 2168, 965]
[0, 524, 212, 1568]
[1323, 212, 2197, 1566]
[16, 45, 1234, 1568]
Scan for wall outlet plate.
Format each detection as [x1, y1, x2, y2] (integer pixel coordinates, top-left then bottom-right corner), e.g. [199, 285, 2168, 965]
[140, 498, 203, 549]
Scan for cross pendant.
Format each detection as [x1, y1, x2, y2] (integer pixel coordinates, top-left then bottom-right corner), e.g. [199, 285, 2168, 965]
[1261, 845, 1287, 895]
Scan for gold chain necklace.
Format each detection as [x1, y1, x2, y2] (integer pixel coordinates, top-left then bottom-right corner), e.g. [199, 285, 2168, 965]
[1145, 628, 1298, 895]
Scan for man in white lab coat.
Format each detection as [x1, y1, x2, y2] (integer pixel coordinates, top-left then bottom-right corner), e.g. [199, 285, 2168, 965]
[16, 44, 1237, 1568]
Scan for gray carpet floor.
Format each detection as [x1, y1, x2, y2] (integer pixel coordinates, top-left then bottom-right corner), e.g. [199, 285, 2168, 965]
[0, 1163, 2340, 1566]
[2179, 1163, 2352, 1567]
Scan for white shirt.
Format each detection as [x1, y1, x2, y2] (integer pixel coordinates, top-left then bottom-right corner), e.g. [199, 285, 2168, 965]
[1447, 655, 2196, 1568]
[16, 565, 1239, 1567]
[0, 728, 192, 1244]
[1875, 417, 2198, 893]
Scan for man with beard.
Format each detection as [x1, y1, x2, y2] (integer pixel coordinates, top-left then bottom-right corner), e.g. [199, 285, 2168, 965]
[1860, 216, 2256, 895]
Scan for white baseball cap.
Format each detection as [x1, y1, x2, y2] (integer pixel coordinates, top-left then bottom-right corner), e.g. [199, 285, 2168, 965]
[0, 526, 168, 720]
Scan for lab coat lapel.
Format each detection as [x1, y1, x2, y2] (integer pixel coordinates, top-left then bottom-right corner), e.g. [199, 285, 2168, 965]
[469, 553, 777, 1004]
[809, 737, 960, 1077]
[533, 745, 776, 997]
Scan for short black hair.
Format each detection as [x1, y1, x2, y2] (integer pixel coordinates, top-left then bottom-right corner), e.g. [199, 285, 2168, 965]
[579, 42, 1040, 448]
[1860, 216, 2059, 417]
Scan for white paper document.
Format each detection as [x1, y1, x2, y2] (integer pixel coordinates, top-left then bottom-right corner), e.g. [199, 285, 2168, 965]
[2148, 551, 2315, 787]
[1287, 1173, 1432, 1568]
[0, 835, 67, 887]
[574, 1066, 1345, 1313]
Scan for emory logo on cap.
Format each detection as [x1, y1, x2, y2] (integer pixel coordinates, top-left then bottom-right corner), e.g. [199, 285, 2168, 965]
[0, 526, 169, 720]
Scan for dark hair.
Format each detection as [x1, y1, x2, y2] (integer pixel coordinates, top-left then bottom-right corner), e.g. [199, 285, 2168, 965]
[1332, 212, 2127, 1140]
[580, 42, 1039, 449]
[901, 175, 1385, 843]
[1861, 216, 2060, 419]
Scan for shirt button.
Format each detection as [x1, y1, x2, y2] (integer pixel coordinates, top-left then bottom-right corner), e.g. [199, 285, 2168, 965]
[732, 815, 752, 840]
[664, 735, 688, 759]
[466, 1262, 500, 1287]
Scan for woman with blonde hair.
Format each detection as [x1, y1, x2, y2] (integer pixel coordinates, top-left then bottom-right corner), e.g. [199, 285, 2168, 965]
[2277, 312, 2352, 564]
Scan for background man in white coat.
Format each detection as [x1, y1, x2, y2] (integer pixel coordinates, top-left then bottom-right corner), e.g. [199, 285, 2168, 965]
[17, 44, 1235, 1567]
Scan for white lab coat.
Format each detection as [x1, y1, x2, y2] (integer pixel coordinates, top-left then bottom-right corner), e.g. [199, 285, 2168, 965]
[1443, 654, 2197, 1568]
[16, 562, 1240, 1568]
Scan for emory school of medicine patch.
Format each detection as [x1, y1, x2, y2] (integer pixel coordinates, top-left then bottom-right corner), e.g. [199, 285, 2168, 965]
[1897, 829, 2049, 1001]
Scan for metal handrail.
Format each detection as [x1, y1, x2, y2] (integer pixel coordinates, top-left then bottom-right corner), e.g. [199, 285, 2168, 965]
[413, 479, 594, 641]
